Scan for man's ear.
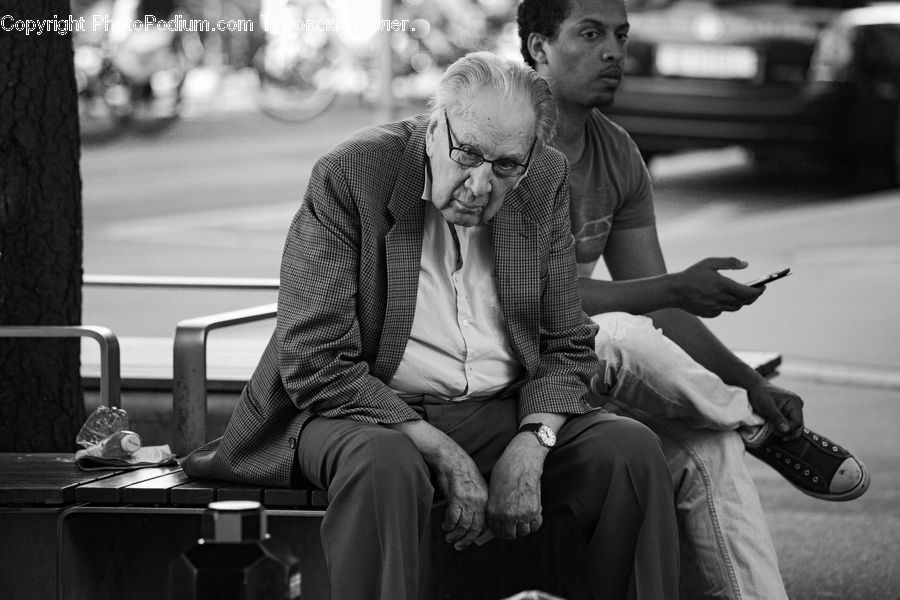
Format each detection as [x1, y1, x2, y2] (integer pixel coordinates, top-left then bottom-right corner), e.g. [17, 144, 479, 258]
[527, 33, 549, 67]
[513, 149, 539, 190]
[425, 115, 438, 158]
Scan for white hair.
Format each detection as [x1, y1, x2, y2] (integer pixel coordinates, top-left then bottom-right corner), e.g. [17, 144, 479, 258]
[429, 51, 557, 147]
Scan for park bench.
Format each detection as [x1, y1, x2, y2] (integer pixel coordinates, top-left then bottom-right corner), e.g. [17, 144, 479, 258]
[0, 277, 782, 600]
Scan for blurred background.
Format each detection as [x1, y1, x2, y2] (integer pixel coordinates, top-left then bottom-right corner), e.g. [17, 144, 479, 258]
[69, 0, 899, 597]
[75, 0, 900, 367]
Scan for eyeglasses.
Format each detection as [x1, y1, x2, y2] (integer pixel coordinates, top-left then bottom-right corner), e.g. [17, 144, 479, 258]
[444, 110, 536, 179]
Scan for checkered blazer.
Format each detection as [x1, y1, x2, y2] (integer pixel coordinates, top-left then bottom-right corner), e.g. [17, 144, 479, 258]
[182, 115, 600, 487]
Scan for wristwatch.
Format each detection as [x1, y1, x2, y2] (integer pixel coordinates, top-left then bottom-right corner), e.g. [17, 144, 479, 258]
[519, 422, 557, 448]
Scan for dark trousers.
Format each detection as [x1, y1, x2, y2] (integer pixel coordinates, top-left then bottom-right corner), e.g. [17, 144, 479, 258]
[296, 397, 680, 600]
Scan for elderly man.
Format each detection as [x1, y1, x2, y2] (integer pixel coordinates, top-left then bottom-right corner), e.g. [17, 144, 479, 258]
[518, 0, 870, 598]
[183, 52, 679, 600]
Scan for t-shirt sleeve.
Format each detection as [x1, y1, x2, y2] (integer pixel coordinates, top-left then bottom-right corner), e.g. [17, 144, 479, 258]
[607, 124, 656, 232]
[568, 111, 657, 269]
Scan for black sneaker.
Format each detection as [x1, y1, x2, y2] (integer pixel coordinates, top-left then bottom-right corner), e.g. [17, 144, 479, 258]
[747, 427, 870, 502]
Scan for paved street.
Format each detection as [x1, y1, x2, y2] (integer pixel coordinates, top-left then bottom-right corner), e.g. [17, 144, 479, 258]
[79, 102, 900, 599]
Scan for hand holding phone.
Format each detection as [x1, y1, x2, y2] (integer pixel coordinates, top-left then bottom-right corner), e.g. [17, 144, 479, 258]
[745, 268, 791, 288]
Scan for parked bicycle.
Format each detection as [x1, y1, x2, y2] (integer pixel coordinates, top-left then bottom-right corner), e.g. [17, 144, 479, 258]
[73, 0, 198, 138]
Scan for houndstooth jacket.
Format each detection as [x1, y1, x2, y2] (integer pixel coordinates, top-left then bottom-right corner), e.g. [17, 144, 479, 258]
[182, 115, 600, 487]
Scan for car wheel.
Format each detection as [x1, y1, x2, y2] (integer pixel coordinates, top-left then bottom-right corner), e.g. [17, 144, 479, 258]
[852, 101, 900, 192]
[891, 102, 900, 188]
[829, 103, 900, 193]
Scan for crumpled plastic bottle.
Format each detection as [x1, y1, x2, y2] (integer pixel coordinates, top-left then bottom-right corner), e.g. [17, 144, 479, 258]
[75, 406, 143, 459]
[76, 405, 130, 448]
[92, 430, 142, 459]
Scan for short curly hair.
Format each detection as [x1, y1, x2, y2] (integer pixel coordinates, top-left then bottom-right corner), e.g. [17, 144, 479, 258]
[517, 0, 573, 68]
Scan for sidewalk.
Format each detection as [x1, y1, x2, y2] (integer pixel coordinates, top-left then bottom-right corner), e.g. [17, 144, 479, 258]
[750, 375, 900, 600]
[661, 189, 900, 378]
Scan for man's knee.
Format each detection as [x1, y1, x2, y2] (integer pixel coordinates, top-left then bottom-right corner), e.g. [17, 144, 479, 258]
[570, 414, 671, 486]
[603, 416, 670, 475]
[661, 428, 750, 497]
[591, 311, 655, 343]
[334, 427, 432, 496]
[590, 312, 672, 379]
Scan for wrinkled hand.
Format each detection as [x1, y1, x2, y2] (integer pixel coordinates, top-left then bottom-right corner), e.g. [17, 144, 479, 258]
[747, 380, 805, 438]
[434, 446, 489, 551]
[486, 435, 545, 541]
[674, 258, 764, 317]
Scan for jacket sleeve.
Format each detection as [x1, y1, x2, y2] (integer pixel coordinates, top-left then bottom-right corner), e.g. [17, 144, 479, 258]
[275, 154, 421, 424]
[517, 162, 600, 421]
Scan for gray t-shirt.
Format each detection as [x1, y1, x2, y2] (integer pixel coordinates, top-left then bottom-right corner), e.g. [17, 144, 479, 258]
[566, 110, 656, 272]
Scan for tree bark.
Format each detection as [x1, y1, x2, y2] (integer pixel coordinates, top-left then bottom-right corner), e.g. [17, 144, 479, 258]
[0, 0, 85, 451]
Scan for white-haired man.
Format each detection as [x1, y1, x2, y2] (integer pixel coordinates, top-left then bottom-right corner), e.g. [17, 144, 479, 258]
[184, 51, 680, 599]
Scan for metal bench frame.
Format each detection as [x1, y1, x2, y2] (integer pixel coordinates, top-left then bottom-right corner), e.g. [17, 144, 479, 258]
[1, 275, 783, 600]
[0, 325, 121, 408]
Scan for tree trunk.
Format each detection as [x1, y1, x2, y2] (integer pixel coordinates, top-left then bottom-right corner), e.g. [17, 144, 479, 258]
[0, 0, 85, 451]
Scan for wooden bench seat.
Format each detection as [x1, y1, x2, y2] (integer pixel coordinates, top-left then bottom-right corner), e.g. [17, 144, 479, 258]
[2, 315, 782, 600]
[0, 455, 329, 509]
[1, 452, 588, 600]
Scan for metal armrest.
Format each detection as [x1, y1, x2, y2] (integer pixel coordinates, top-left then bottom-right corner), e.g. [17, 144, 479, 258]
[173, 303, 277, 456]
[0, 325, 121, 408]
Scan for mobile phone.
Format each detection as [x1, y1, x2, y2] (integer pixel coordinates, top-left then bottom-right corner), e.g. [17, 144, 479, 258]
[745, 268, 791, 288]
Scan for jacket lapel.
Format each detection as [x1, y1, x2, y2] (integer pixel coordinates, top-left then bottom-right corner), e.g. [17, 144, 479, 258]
[491, 189, 542, 377]
[372, 119, 428, 380]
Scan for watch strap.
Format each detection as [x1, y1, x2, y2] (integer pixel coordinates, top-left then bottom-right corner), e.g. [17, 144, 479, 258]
[518, 423, 542, 434]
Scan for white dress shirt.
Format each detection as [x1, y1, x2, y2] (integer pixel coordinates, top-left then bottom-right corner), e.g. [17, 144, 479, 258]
[388, 178, 523, 400]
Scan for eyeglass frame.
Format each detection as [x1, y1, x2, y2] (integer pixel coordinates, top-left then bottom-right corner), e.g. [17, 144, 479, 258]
[443, 109, 537, 179]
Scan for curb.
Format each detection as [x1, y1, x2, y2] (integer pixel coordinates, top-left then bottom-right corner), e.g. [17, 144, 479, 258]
[780, 358, 900, 391]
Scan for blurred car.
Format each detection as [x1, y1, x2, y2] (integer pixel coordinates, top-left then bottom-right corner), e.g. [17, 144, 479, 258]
[604, 0, 900, 189]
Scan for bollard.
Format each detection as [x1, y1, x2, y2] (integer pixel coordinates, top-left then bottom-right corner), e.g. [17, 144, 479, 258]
[170, 500, 301, 600]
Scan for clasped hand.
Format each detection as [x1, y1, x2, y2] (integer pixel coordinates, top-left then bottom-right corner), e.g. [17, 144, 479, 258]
[436, 435, 545, 551]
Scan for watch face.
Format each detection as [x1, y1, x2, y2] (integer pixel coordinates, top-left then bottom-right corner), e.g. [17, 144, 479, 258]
[537, 425, 557, 447]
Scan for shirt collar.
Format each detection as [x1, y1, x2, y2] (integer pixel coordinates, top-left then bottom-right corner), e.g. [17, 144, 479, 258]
[421, 158, 433, 203]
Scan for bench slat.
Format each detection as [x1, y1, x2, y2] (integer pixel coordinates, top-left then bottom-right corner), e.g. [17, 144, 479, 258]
[74, 465, 182, 503]
[0, 454, 121, 505]
[216, 483, 263, 502]
[263, 488, 312, 508]
[169, 478, 229, 505]
[310, 489, 328, 508]
[121, 470, 191, 505]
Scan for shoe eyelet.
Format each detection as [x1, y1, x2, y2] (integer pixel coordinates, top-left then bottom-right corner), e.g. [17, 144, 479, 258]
[804, 469, 810, 476]
[813, 435, 820, 441]
[822, 441, 828, 447]
[813, 476, 819, 482]
[832, 445, 839, 452]
[794, 464, 801, 470]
